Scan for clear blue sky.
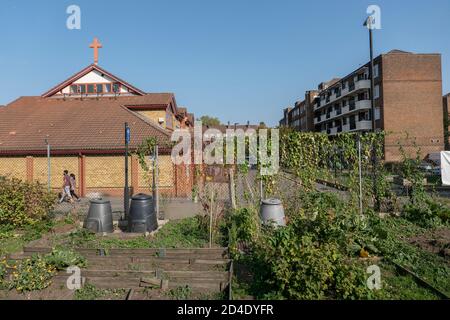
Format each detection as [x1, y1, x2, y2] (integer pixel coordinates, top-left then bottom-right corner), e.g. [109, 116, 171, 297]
[1, 0, 449, 126]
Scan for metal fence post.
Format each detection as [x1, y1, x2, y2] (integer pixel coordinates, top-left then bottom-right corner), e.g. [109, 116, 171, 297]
[357, 134, 363, 215]
[155, 145, 160, 219]
[372, 139, 380, 211]
[45, 139, 51, 192]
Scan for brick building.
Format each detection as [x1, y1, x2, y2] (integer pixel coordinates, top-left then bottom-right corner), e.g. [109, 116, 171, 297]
[0, 39, 194, 197]
[281, 50, 445, 162]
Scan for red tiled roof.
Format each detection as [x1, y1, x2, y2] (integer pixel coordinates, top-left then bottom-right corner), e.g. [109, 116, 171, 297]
[0, 95, 174, 155]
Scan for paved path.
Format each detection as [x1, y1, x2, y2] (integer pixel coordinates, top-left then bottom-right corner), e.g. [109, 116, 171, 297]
[54, 196, 203, 221]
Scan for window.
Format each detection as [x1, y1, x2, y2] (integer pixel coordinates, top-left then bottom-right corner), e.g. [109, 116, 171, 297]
[374, 85, 380, 99]
[357, 73, 367, 81]
[79, 84, 86, 93]
[375, 107, 381, 120]
[359, 111, 371, 121]
[374, 64, 379, 78]
[70, 85, 78, 94]
[343, 117, 347, 125]
[349, 115, 356, 130]
[105, 83, 112, 93]
[113, 83, 120, 93]
[87, 84, 95, 94]
[96, 84, 104, 93]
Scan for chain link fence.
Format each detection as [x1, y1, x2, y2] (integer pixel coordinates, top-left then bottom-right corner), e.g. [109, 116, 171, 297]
[0, 142, 190, 219]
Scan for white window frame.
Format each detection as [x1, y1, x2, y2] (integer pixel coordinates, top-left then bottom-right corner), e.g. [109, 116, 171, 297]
[374, 85, 380, 99]
[374, 64, 379, 78]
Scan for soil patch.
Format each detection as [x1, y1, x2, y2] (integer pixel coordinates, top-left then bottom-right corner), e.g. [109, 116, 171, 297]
[407, 227, 450, 262]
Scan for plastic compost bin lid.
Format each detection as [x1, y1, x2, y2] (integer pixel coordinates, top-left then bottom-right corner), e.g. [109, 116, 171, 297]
[89, 198, 110, 204]
[131, 193, 152, 200]
[261, 198, 282, 205]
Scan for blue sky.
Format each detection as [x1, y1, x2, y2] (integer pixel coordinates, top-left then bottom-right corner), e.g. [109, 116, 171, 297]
[0, 0, 449, 126]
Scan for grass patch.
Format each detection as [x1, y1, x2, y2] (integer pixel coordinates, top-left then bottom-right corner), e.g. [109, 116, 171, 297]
[55, 217, 210, 249]
[165, 285, 192, 300]
[0, 220, 55, 257]
[379, 262, 439, 300]
[74, 283, 127, 300]
[371, 216, 450, 297]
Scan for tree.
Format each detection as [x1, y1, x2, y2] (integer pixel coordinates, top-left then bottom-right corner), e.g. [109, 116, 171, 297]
[198, 115, 221, 127]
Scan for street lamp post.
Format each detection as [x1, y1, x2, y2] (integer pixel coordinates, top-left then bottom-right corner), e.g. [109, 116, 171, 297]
[364, 16, 380, 211]
[364, 16, 376, 132]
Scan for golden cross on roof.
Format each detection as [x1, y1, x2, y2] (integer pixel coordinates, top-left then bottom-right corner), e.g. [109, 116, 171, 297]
[89, 37, 102, 65]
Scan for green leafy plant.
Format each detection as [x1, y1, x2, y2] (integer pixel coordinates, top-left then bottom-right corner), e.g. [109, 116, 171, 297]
[135, 137, 157, 172]
[165, 285, 192, 300]
[44, 248, 87, 270]
[74, 283, 127, 300]
[8, 255, 56, 292]
[0, 177, 56, 226]
[0, 258, 7, 289]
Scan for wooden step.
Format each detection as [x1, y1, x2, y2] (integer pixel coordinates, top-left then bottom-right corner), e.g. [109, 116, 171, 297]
[64, 269, 229, 281]
[89, 262, 226, 272]
[23, 246, 228, 257]
[52, 275, 225, 292]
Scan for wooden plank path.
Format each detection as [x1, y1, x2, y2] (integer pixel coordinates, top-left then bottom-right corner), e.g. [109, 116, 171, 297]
[8, 246, 232, 299]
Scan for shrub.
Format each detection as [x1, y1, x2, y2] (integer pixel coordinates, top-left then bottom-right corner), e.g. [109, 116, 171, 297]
[403, 199, 450, 228]
[0, 258, 7, 288]
[229, 191, 376, 300]
[251, 227, 372, 300]
[165, 285, 192, 300]
[44, 248, 87, 270]
[0, 177, 56, 226]
[8, 255, 56, 292]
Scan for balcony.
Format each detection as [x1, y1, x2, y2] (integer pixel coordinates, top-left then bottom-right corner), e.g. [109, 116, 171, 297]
[314, 99, 372, 126]
[354, 80, 371, 91]
[348, 120, 372, 131]
[356, 120, 372, 131]
[313, 79, 371, 111]
[355, 99, 371, 110]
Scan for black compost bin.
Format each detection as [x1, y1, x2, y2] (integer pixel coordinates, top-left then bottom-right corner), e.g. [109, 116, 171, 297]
[128, 193, 157, 233]
[84, 199, 114, 233]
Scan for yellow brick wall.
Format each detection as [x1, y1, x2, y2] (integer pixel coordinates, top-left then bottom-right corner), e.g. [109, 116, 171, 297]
[138, 155, 174, 188]
[0, 157, 27, 181]
[33, 156, 79, 188]
[137, 110, 168, 128]
[85, 156, 132, 188]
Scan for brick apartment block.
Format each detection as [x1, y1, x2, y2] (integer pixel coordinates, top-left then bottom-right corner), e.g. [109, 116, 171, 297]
[280, 50, 445, 162]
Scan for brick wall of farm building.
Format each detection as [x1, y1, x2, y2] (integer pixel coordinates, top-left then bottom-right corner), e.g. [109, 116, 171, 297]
[0, 157, 27, 181]
[33, 156, 79, 188]
[0, 154, 192, 198]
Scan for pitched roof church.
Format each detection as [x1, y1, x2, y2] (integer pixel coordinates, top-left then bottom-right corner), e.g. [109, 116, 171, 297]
[0, 38, 194, 197]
